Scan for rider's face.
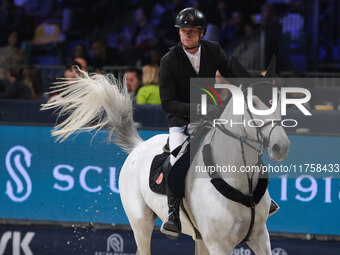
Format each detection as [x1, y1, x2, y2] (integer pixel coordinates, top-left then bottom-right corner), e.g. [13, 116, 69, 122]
[179, 28, 203, 48]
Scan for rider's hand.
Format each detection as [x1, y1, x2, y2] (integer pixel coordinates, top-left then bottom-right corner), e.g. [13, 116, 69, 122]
[206, 104, 221, 119]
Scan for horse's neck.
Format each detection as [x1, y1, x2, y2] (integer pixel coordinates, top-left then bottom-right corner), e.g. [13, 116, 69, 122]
[208, 98, 259, 194]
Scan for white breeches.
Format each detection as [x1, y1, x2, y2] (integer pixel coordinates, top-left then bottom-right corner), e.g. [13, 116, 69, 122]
[169, 126, 189, 166]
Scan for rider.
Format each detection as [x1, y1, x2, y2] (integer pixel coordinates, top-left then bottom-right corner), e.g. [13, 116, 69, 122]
[159, 7, 279, 239]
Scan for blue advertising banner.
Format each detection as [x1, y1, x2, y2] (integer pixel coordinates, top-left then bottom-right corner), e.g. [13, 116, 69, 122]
[0, 224, 339, 255]
[0, 125, 340, 235]
[0, 224, 194, 255]
[263, 135, 340, 236]
[0, 125, 165, 225]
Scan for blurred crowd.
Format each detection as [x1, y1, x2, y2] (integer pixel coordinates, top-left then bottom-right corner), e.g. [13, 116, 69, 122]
[0, 0, 297, 66]
[0, 0, 304, 103]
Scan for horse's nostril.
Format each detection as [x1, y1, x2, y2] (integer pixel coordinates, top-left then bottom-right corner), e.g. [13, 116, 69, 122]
[273, 144, 281, 153]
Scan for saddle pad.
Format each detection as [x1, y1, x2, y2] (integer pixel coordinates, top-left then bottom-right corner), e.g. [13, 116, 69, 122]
[149, 151, 170, 195]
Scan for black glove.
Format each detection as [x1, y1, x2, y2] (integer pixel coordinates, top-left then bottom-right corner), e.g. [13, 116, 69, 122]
[206, 104, 221, 119]
[189, 104, 222, 120]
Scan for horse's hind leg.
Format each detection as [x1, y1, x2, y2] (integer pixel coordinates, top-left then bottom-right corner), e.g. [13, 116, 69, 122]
[246, 226, 272, 255]
[128, 204, 157, 255]
[120, 171, 156, 255]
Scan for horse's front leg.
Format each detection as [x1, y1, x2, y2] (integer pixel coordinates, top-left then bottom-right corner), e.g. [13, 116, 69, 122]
[246, 225, 272, 255]
[200, 227, 235, 255]
[204, 242, 233, 255]
[195, 240, 209, 255]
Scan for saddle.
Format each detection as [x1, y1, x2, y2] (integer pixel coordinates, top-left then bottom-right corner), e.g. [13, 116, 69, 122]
[148, 140, 171, 195]
[149, 121, 212, 196]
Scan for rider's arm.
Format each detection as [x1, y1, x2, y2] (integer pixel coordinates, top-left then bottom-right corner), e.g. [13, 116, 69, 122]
[159, 57, 197, 117]
[217, 46, 235, 78]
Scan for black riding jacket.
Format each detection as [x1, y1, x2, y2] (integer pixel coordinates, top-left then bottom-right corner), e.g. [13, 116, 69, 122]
[159, 40, 234, 127]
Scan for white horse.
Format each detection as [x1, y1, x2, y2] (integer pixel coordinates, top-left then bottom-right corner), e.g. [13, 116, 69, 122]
[41, 68, 290, 255]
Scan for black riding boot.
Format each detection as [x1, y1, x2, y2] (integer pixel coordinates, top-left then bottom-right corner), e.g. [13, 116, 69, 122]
[160, 186, 182, 239]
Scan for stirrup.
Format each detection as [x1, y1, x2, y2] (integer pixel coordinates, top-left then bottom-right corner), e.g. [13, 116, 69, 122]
[160, 214, 181, 240]
[269, 199, 280, 216]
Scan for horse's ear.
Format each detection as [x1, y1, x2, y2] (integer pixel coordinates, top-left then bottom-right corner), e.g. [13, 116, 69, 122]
[276, 89, 281, 115]
[231, 57, 251, 78]
[264, 55, 276, 78]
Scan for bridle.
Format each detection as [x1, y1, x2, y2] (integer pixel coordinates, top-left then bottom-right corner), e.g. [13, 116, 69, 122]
[214, 92, 281, 157]
[212, 82, 282, 188]
[207, 84, 282, 244]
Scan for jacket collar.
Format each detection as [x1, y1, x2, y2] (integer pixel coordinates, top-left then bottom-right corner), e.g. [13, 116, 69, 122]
[172, 40, 207, 77]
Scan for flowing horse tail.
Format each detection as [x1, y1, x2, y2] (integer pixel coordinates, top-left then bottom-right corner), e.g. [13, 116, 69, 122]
[41, 69, 143, 153]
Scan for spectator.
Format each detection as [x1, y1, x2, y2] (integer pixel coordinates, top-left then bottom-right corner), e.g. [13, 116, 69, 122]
[251, 3, 276, 26]
[149, 44, 165, 66]
[49, 0, 92, 39]
[207, 0, 231, 41]
[260, 3, 276, 25]
[0, 79, 6, 93]
[218, 10, 245, 49]
[244, 23, 255, 36]
[156, 0, 185, 48]
[0, 66, 31, 99]
[0, 30, 25, 79]
[71, 43, 90, 65]
[192, 0, 220, 41]
[137, 64, 161, 105]
[90, 39, 123, 71]
[64, 61, 82, 79]
[48, 61, 82, 102]
[22, 65, 44, 100]
[125, 67, 142, 102]
[89, 0, 112, 27]
[24, 0, 55, 25]
[216, 0, 231, 25]
[74, 57, 88, 72]
[118, 8, 157, 65]
[0, 0, 25, 43]
[228, 10, 245, 38]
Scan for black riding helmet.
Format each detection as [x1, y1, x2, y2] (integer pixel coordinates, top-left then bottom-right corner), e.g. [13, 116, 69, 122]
[175, 7, 206, 29]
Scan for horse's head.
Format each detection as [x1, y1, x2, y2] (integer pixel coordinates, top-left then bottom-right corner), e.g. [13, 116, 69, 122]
[244, 90, 290, 161]
[230, 56, 290, 162]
